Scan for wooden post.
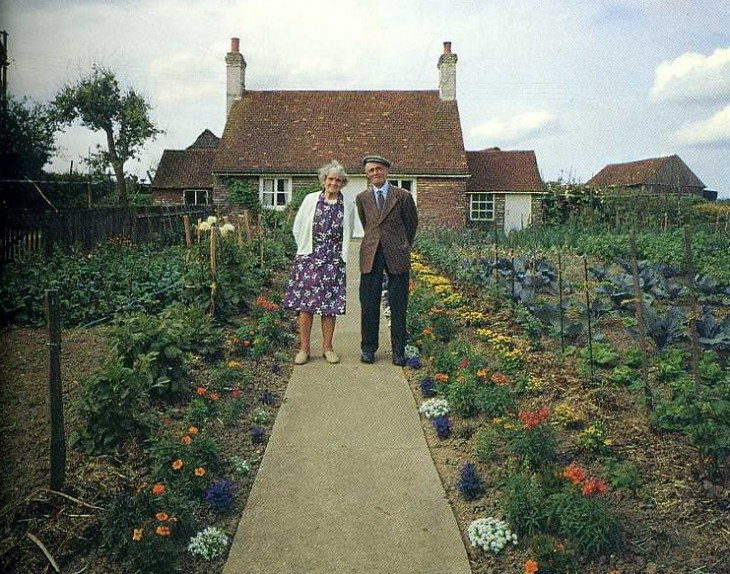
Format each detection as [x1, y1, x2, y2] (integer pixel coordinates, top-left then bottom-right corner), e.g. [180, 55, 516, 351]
[243, 210, 252, 243]
[557, 248, 565, 354]
[583, 257, 595, 384]
[182, 215, 192, 249]
[237, 215, 244, 248]
[209, 228, 217, 316]
[258, 213, 264, 267]
[683, 225, 701, 398]
[46, 290, 66, 491]
[629, 230, 652, 408]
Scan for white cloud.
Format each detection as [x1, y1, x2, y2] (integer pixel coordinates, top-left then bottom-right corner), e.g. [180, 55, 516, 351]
[650, 47, 730, 102]
[673, 105, 730, 146]
[469, 111, 557, 144]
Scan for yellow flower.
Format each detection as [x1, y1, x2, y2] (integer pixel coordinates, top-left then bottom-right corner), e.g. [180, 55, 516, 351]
[132, 528, 143, 542]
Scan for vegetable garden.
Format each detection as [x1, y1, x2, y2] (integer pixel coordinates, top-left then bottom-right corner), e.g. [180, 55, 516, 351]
[1, 193, 729, 573]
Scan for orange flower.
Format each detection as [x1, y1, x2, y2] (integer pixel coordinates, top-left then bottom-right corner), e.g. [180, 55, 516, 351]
[562, 462, 586, 485]
[581, 476, 607, 497]
[422, 327, 433, 337]
[525, 559, 539, 574]
[434, 372, 449, 383]
[182, 435, 192, 445]
[155, 512, 169, 521]
[476, 369, 488, 378]
[519, 406, 550, 430]
[155, 526, 171, 536]
[196, 387, 206, 397]
[151, 483, 166, 496]
[188, 426, 199, 435]
[132, 528, 143, 542]
[194, 467, 206, 477]
[491, 373, 508, 385]
[171, 459, 183, 471]
[209, 392, 220, 401]
[242, 340, 251, 348]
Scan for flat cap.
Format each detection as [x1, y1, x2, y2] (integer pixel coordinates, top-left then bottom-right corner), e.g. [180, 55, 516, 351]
[362, 155, 391, 168]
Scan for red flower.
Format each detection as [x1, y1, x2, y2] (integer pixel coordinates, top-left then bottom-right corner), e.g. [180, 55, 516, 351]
[231, 388, 241, 399]
[519, 406, 550, 430]
[525, 559, 539, 574]
[490, 373, 508, 385]
[196, 387, 206, 397]
[151, 483, 166, 496]
[155, 526, 171, 536]
[458, 358, 470, 369]
[562, 462, 586, 485]
[581, 476, 607, 497]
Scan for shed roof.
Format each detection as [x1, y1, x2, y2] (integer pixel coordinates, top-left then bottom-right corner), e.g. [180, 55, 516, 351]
[465, 148, 543, 192]
[588, 155, 705, 189]
[152, 148, 216, 190]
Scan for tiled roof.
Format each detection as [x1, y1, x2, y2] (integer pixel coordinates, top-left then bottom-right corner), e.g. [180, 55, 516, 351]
[213, 91, 468, 176]
[465, 148, 543, 192]
[587, 155, 705, 189]
[188, 129, 220, 149]
[152, 148, 216, 190]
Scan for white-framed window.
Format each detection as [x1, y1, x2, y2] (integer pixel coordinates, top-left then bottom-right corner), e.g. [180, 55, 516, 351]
[260, 177, 291, 210]
[184, 189, 210, 205]
[388, 179, 417, 202]
[469, 192, 495, 221]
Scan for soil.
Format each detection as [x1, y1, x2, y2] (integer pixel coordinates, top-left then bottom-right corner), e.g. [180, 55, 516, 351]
[2, 315, 730, 573]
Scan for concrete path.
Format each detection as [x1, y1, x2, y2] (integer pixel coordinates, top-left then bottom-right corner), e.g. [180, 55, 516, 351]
[223, 240, 472, 574]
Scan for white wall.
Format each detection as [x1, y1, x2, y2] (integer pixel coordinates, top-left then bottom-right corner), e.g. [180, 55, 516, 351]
[341, 176, 367, 237]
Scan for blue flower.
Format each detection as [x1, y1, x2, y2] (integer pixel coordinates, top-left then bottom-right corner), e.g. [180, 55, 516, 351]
[419, 376, 436, 397]
[406, 356, 422, 369]
[205, 479, 235, 514]
[261, 391, 277, 405]
[431, 416, 451, 439]
[250, 426, 266, 444]
[457, 461, 482, 500]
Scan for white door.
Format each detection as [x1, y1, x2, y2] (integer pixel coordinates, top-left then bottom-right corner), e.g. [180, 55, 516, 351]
[504, 194, 532, 232]
[342, 176, 367, 237]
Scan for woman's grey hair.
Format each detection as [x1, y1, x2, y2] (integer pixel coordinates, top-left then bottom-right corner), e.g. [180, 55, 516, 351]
[317, 160, 349, 186]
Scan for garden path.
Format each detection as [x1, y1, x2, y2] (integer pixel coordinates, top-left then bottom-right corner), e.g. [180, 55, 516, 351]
[223, 239, 473, 573]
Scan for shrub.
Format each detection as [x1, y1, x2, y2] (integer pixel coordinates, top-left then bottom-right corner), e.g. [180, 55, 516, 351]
[72, 356, 155, 454]
[501, 472, 549, 536]
[187, 526, 229, 561]
[474, 425, 502, 463]
[466, 517, 518, 554]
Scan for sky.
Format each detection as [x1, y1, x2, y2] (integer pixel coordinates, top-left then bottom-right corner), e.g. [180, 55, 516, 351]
[3, 0, 729, 198]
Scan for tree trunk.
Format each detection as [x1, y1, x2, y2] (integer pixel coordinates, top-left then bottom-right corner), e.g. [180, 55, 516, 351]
[105, 128, 128, 206]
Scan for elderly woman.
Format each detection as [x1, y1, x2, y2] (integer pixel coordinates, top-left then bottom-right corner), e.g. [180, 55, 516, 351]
[283, 160, 356, 364]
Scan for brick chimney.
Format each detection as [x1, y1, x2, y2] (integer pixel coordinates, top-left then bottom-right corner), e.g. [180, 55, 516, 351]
[437, 41, 457, 101]
[225, 37, 246, 116]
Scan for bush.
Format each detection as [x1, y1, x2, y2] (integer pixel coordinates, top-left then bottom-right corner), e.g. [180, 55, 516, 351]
[204, 479, 236, 514]
[72, 356, 155, 454]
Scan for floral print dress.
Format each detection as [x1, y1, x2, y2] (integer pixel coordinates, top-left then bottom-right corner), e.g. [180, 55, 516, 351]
[283, 193, 346, 316]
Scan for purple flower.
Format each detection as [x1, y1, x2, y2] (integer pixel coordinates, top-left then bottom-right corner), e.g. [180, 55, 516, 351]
[205, 479, 235, 513]
[406, 356, 422, 369]
[419, 376, 436, 397]
[261, 391, 277, 405]
[431, 416, 451, 439]
[250, 426, 266, 444]
[457, 461, 482, 500]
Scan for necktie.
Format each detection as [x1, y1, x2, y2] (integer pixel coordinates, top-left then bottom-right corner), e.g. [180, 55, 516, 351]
[376, 189, 385, 211]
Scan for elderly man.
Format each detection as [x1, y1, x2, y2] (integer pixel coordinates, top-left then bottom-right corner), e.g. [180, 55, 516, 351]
[356, 155, 418, 365]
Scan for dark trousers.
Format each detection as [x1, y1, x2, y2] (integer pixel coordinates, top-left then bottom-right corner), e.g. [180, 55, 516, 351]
[359, 246, 410, 357]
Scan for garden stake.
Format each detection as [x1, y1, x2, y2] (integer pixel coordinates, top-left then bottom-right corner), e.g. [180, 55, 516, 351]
[209, 226, 217, 316]
[46, 289, 66, 492]
[583, 256, 595, 384]
[683, 225, 701, 399]
[557, 248, 565, 354]
[243, 209, 252, 243]
[493, 224, 498, 283]
[629, 230, 652, 409]
[183, 214, 192, 249]
[258, 213, 264, 267]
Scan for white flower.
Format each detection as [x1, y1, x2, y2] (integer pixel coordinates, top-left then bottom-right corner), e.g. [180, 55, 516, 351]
[418, 397, 449, 418]
[187, 526, 229, 560]
[206, 215, 218, 225]
[467, 517, 518, 554]
[230, 456, 251, 476]
[198, 221, 212, 232]
[220, 223, 235, 237]
[404, 345, 420, 359]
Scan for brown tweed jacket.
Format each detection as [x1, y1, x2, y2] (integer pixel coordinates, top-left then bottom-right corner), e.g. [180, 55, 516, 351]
[356, 185, 418, 274]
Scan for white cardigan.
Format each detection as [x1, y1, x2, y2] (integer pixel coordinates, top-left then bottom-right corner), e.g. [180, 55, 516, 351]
[291, 192, 356, 263]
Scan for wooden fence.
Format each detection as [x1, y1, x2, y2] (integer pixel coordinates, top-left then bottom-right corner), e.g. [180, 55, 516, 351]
[0, 205, 215, 262]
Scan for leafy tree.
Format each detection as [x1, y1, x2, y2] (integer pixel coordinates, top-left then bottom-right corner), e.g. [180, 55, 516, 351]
[0, 95, 57, 179]
[51, 66, 161, 206]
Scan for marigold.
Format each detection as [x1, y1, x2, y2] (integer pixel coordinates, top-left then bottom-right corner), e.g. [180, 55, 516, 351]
[476, 369, 487, 378]
[182, 435, 192, 446]
[227, 359, 243, 370]
[524, 559, 539, 574]
[209, 392, 220, 401]
[562, 462, 586, 485]
[195, 467, 206, 477]
[491, 373, 508, 385]
[196, 387, 206, 397]
[434, 372, 449, 383]
[172, 459, 183, 471]
[155, 512, 169, 521]
[151, 483, 166, 496]
[188, 426, 199, 435]
[132, 528, 143, 542]
[155, 526, 171, 537]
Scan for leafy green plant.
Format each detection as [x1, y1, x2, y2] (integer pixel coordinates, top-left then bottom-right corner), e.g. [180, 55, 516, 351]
[501, 472, 549, 537]
[579, 342, 619, 370]
[72, 356, 156, 454]
[600, 458, 643, 490]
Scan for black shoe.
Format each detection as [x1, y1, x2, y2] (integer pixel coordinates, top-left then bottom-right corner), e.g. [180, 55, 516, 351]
[361, 351, 375, 364]
[392, 355, 406, 366]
